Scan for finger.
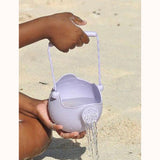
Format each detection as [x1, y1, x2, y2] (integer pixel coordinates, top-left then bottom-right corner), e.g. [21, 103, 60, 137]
[81, 32, 90, 44]
[37, 104, 63, 130]
[69, 43, 76, 49]
[70, 15, 87, 26]
[80, 131, 86, 136]
[79, 131, 86, 138]
[57, 130, 79, 139]
[61, 132, 79, 139]
[73, 131, 86, 139]
[73, 134, 85, 139]
[61, 48, 69, 53]
[76, 38, 83, 47]
[50, 123, 63, 130]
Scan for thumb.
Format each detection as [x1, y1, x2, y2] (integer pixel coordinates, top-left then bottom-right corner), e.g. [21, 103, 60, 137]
[70, 15, 87, 26]
[43, 119, 63, 131]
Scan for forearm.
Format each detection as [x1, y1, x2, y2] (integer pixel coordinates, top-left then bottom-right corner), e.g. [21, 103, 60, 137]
[19, 17, 48, 48]
[19, 92, 40, 118]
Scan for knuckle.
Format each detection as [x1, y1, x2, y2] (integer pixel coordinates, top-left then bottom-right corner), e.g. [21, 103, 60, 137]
[85, 37, 90, 44]
[61, 48, 69, 53]
[64, 49, 69, 53]
[70, 45, 75, 49]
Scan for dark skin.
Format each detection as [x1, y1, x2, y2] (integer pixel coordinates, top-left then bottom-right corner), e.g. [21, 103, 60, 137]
[19, 12, 89, 139]
[19, 12, 89, 51]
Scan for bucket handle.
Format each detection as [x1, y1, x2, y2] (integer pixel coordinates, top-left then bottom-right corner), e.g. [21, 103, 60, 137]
[47, 31, 102, 91]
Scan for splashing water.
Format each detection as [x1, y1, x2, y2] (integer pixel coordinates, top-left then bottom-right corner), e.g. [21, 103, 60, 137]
[82, 108, 99, 160]
[85, 122, 99, 160]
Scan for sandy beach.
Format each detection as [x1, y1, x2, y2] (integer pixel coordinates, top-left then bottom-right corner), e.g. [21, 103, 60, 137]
[19, 0, 141, 159]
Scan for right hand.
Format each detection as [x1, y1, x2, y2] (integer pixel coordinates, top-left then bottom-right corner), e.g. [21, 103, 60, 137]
[45, 12, 89, 52]
[36, 99, 86, 139]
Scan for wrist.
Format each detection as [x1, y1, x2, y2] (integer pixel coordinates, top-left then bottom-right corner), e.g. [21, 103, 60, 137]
[35, 99, 47, 116]
[29, 98, 41, 117]
[34, 16, 53, 40]
[19, 16, 49, 47]
[42, 15, 58, 40]
[33, 17, 49, 40]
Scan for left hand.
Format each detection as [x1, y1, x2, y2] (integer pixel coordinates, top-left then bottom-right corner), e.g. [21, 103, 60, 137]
[36, 100, 86, 139]
[45, 12, 89, 52]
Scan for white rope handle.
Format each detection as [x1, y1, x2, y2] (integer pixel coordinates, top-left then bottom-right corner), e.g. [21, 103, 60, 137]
[47, 31, 102, 91]
[48, 42, 57, 90]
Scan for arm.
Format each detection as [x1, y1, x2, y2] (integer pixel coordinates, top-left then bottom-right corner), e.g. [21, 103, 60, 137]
[19, 92, 38, 118]
[19, 92, 62, 129]
[19, 17, 47, 48]
[19, 93, 85, 139]
[19, 12, 89, 51]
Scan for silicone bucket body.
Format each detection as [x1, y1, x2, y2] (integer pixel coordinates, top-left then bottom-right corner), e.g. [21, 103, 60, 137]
[48, 74, 102, 132]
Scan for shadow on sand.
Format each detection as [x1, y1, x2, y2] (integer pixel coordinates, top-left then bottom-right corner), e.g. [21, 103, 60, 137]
[34, 137, 86, 160]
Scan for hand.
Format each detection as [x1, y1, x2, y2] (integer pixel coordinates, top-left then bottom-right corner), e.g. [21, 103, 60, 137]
[45, 12, 89, 52]
[36, 100, 86, 139]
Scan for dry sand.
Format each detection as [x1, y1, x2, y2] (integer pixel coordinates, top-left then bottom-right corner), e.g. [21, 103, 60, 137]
[19, 0, 141, 159]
